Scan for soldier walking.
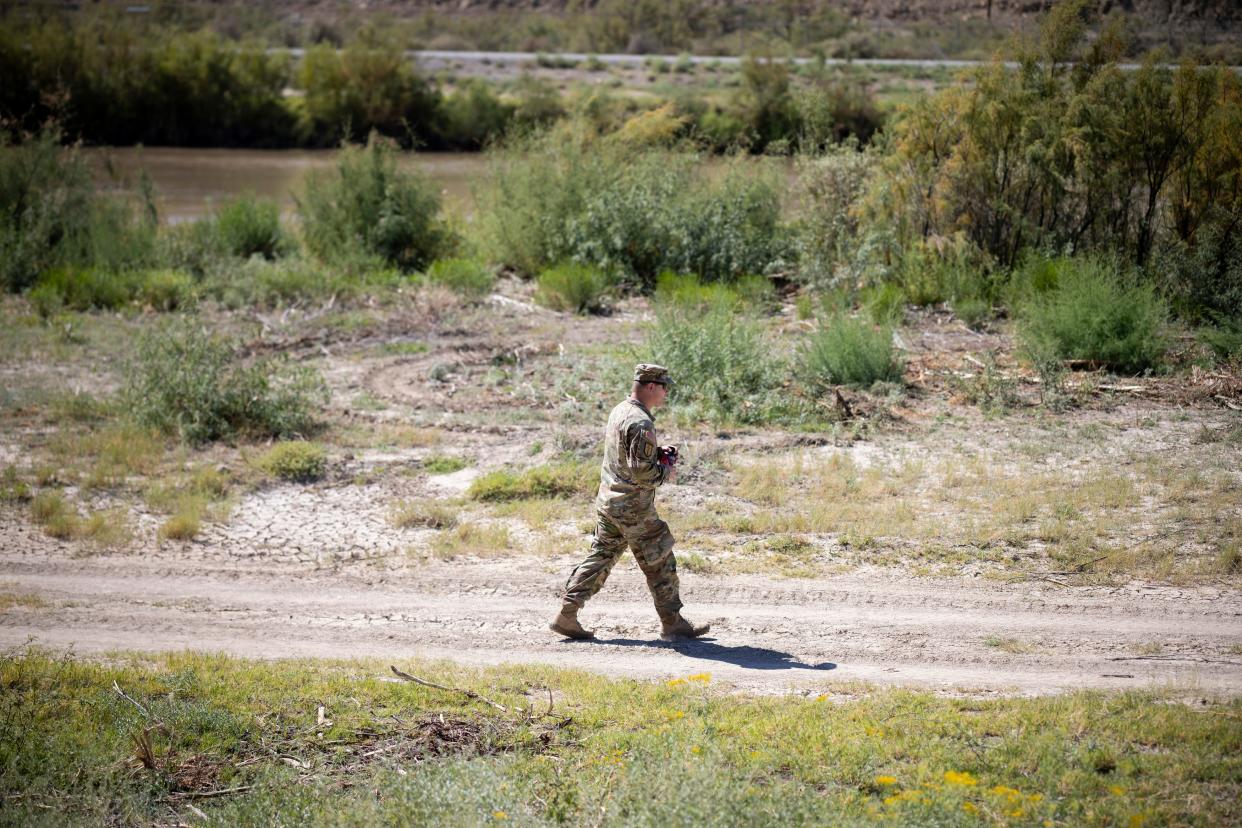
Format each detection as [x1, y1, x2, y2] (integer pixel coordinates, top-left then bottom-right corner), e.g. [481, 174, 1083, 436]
[551, 364, 710, 641]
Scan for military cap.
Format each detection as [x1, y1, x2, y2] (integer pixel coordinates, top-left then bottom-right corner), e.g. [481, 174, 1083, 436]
[634, 363, 674, 385]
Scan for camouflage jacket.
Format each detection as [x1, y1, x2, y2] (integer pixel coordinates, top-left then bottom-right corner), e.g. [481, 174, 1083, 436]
[596, 397, 669, 514]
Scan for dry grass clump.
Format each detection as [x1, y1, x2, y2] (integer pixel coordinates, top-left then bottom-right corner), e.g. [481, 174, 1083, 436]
[0, 582, 48, 611]
[390, 499, 459, 530]
[30, 491, 132, 550]
[426, 522, 511, 560]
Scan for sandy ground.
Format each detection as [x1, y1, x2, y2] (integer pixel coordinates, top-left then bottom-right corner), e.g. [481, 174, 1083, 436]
[2, 534, 1240, 697]
[2, 293, 1240, 698]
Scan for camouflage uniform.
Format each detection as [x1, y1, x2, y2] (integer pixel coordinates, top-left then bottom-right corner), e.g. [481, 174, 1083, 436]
[562, 370, 682, 616]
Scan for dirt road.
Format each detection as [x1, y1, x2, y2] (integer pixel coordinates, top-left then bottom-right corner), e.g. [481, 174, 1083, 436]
[3, 523, 1239, 697]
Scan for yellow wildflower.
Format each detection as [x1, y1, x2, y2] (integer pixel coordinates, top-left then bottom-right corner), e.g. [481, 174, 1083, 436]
[944, 770, 979, 786]
[666, 678, 686, 687]
[814, 694, 829, 702]
[1109, 785, 1126, 796]
[991, 785, 1021, 800]
[492, 811, 507, 820]
[1027, 793, 1044, 803]
[691, 745, 702, 755]
[1008, 810, 1024, 818]
[688, 672, 711, 683]
[1129, 815, 1148, 828]
[874, 775, 898, 786]
[962, 802, 979, 814]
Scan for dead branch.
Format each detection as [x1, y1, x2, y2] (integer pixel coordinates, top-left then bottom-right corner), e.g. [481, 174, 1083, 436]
[169, 785, 254, 800]
[389, 665, 508, 712]
[1037, 554, 1111, 576]
[113, 681, 151, 719]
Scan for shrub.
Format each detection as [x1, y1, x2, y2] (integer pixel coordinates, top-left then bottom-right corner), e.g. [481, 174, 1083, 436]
[1, 127, 156, 293]
[434, 80, 513, 150]
[1015, 256, 1170, 374]
[298, 38, 439, 146]
[298, 134, 450, 272]
[647, 305, 795, 424]
[797, 315, 904, 392]
[424, 259, 494, 298]
[793, 141, 878, 290]
[1159, 207, 1242, 322]
[861, 283, 904, 325]
[1198, 319, 1242, 364]
[136, 270, 197, 311]
[29, 267, 136, 314]
[125, 321, 328, 444]
[479, 130, 788, 286]
[468, 461, 598, 502]
[535, 262, 614, 314]
[256, 442, 327, 483]
[390, 498, 458, 529]
[210, 196, 288, 260]
[199, 257, 380, 308]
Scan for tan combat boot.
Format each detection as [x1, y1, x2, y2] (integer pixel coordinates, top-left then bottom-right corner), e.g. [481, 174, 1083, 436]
[550, 604, 595, 640]
[659, 611, 710, 641]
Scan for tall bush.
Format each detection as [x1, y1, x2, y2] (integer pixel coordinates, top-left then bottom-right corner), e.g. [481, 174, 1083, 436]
[298, 36, 440, 147]
[647, 306, 790, 424]
[797, 315, 904, 391]
[125, 322, 327, 444]
[1, 127, 156, 292]
[1015, 255, 1169, 374]
[479, 127, 787, 286]
[298, 135, 449, 271]
[865, 0, 1242, 271]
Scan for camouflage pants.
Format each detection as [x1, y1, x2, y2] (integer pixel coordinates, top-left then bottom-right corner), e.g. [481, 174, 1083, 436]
[562, 508, 682, 616]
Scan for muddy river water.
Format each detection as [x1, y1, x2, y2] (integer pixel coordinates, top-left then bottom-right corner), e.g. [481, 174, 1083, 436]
[87, 147, 488, 223]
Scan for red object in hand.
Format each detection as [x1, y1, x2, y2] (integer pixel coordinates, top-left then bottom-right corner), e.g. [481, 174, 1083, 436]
[657, 446, 679, 467]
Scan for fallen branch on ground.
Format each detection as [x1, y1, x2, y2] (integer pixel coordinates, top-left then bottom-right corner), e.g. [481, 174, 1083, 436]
[389, 665, 508, 712]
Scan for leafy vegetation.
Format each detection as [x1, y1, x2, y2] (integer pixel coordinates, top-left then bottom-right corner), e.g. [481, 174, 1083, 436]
[1, 650, 1238, 826]
[298, 135, 450, 272]
[255, 442, 328, 483]
[534, 262, 614, 314]
[423, 259, 494, 298]
[798, 315, 904, 391]
[1015, 255, 1170, 374]
[125, 322, 327, 445]
[479, 130, 787, 284]
[468, 461, 598, 502]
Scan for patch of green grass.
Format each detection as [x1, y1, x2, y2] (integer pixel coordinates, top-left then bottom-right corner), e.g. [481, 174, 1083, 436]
[534, 262, 614, 314]
[468, 461, 598, 502]
[1, 651, 1238, 826]
[158, 495, 207, 541]
[0, 466, 31, 503]
[423, 259, 494, 298]
[255, 442, 327, 483]
[29, 491, 131, 549]
[379, 341, 429, 356]
[422, 455, 468, 475]
[797, 314, 905, 391]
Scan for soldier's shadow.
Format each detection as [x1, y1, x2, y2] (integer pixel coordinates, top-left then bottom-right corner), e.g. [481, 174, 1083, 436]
[583, 636, 836, 672]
